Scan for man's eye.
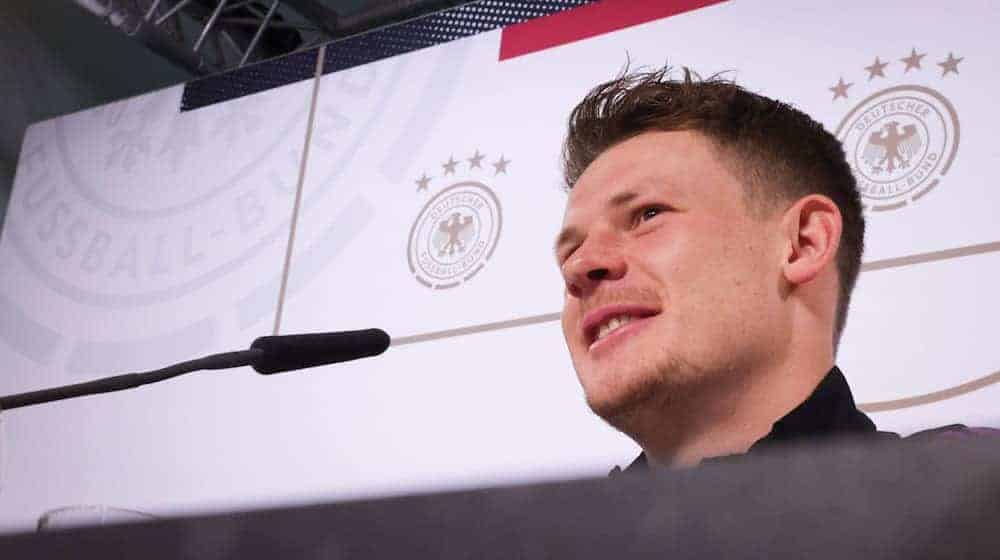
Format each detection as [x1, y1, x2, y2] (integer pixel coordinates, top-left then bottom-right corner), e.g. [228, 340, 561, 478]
[638, 205, 665, 223]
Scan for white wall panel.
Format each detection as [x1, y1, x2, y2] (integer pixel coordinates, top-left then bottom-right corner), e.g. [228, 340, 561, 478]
[1, 0, 997, 535]
[0, 79, 314, 531]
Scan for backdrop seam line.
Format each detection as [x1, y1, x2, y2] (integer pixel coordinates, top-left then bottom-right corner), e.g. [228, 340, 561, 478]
[861, 240, 1000, 272]
[272, 47, 326, 336]
[390, 240, 1000, 346]
[390, 312, 563, 346]
[859, 368, 1000, 412]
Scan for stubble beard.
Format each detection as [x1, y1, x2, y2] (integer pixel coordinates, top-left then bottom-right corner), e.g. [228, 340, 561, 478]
[585, 353, 702, 435]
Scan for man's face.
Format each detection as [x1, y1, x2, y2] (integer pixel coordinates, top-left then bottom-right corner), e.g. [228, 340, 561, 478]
[556, 130, 789, 421]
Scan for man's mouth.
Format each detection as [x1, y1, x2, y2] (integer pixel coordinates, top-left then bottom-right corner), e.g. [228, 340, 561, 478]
[595, 314, 637, 342]
[582, 305, 660, 350]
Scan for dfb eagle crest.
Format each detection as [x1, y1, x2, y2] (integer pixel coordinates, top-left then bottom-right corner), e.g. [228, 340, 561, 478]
[862, 121, 923, 174]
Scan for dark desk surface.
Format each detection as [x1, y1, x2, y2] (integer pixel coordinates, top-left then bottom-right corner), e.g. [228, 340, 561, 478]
[3, 437, 999, 559]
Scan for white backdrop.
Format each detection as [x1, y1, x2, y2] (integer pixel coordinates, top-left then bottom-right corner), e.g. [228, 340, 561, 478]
[1, 0, 997, 533]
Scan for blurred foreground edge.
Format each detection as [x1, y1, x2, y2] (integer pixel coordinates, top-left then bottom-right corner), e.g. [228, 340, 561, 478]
[3, 436, 999, 559]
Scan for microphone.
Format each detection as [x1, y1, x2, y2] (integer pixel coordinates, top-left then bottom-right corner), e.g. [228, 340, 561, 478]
[0, 329, 391, 410]
[250, 328, 390, 375]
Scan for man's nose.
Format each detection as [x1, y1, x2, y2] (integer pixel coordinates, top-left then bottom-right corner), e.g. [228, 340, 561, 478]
[562, 233, 627, 296]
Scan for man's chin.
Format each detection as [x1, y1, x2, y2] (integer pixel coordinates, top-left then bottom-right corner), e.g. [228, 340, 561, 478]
[584, 377, 662, 427]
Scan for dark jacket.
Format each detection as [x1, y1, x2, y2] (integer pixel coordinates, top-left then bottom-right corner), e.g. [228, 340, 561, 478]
[612, 366, 998, 475]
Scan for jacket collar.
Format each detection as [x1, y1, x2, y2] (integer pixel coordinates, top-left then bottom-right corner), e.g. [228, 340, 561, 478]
[750, 366, 876, 450]
[619, 366, 878, 474]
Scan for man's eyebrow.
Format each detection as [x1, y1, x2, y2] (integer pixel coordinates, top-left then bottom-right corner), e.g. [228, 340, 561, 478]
[554, 190, 642, 257]
[607, 190, 640, 208]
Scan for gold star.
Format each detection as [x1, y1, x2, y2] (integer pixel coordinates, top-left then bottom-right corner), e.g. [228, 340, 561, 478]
[442, 156, 459, 175]
[864, 56, 889, 80]
[829, 77, 853, 101]
[492, 155, 510, 175]
[900, 48, 926, 73]
[415, 173, 431, 192]
[938, 52, 963, 77]
[467, 149, 485, 169]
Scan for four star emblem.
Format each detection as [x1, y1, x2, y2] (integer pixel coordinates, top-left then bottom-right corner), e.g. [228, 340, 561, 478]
[413, 151, 512, 192]
[828, 48, 964, 100]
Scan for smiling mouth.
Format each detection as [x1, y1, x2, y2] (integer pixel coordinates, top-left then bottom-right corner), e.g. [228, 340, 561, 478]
[595, 314, 638, 342]
[582, 306, 660, 350]
[587, 314, 657, 354]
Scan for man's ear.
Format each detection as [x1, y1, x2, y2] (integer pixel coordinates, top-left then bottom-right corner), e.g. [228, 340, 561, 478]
[781, 195, 842, 287]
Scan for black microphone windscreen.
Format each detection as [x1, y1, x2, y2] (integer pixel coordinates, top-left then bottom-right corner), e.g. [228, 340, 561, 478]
[250, 329, 390, 375]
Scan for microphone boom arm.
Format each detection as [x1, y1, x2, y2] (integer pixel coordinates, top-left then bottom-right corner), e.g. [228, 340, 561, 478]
[0, 349, 264, 411]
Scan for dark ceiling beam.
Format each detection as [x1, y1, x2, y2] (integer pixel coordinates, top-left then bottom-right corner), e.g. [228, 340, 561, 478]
[335, 0, 470, 37]
[278, 0, 340, 37]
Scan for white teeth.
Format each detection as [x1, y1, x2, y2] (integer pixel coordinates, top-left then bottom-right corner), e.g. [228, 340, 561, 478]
[595, 315, 634, 342]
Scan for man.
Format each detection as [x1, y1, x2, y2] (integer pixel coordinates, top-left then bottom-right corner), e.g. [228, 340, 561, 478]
[555, 68, 886, 471]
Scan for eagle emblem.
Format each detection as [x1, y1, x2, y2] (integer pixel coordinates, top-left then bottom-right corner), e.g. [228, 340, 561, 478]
[435, 212, 475, 257]
[862, 121, 922, 174]
[407, 180, 502, 289]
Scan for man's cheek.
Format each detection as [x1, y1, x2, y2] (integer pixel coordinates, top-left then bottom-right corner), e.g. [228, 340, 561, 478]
[560, 315, 575, 346]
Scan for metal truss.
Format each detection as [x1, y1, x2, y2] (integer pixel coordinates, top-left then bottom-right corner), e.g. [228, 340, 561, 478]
[72, 0, 470, 75]
[70, 0, 344, 75]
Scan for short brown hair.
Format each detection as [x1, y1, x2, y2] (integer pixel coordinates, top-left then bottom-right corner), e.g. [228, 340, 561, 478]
[562, 68, 864, 348]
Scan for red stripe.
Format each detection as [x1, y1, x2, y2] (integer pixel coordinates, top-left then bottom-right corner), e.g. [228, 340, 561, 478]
[499, 0, 727, 61]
